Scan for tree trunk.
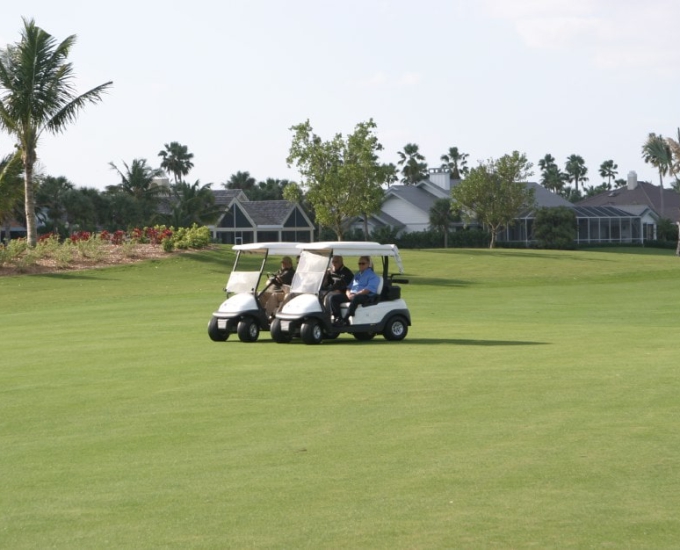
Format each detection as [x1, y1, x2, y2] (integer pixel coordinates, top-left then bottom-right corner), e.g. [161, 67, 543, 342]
[24, 157, 38, 247]
[676, 222, 680, 256]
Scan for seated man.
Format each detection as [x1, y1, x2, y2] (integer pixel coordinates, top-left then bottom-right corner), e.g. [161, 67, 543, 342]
[330, 256, 380, 325]
[260, 256, 295, 319]
[322, 255, 353, 310]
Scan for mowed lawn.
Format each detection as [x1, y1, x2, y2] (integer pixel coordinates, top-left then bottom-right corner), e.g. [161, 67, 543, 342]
[1, 246, 679, 549]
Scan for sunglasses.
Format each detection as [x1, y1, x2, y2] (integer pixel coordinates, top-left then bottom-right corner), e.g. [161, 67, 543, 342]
[358, 261, 367, 265]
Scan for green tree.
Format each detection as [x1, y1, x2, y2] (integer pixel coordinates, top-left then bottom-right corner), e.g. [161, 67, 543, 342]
[108, 159, 165, 226]
[35, 175, 74, 228]
[397, 143, 428, 184]
[440, 146, 469, 180]
[287, 119, 384, 240]
[538, 154, 567, 193]
[164, 180, 220, 227]
[533, 206, 576, 249]
[224, 171, 256, 192]
[248, 178, 291, 201]
[429, 197, 458, 248]
[381, 163, 399, 188]
[451, 152, 535, 248]
[0, 18, 112, 246]
[158, 142, 194, 183]
[282, 182, 303, 204]
[0, 152, 24, 240]
[63, 187, 97, 231]
[642, 132, 672, 219]
[598, 160, 618, 186]
[565, 154, 589, 192]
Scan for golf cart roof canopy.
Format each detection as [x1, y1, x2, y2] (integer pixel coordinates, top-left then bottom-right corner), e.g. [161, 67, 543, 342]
[297, 241, 404, 273]
[232, 242, 301, 256]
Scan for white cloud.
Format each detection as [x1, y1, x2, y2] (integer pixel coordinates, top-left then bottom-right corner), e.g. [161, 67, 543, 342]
[398, 72, 422, 86]
[482, 0, 680, 73]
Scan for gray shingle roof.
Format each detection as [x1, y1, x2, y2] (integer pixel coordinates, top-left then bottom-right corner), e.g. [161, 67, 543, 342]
[577, 182, 680, 222]
[212, 189, 247, 206]
[240, 200, 295, 226]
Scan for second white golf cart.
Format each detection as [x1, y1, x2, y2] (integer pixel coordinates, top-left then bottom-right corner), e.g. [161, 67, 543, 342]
[270, 242, 411, 344]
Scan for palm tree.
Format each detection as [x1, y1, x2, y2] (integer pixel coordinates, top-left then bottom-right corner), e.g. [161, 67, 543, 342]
[665, 128, 680, 179]
[440, 147, 469, 180]
[429, 198, 457, 248]
[642, 132, 672, 221]
[108, 159, 165, 225]
[397, 143, 428, 185]
[598, 160, 618, 186]
[538, 153, 556, 173]
[0, 18, 112, 246]
[36, 175, 74, 228]
[165, 180, 220, 227]
[158, 142, 194, 183]
[0, 152, 24, 241]
[224, 171, 256, 192]
[565, 154, 589, 192]
[538, 154, 566, 193]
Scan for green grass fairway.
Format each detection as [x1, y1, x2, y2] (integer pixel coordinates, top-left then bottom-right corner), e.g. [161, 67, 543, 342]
[1, 246, 679, 548]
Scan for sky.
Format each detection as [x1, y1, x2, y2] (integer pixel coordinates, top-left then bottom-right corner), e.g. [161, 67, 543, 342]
[1, 0, 679, 191]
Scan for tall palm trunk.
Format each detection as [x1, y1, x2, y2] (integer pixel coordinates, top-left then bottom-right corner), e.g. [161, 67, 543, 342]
[22, 150, 38, 246]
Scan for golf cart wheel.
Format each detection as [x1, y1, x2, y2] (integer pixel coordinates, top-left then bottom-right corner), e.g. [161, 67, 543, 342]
[270, 318, 292, 343]
[237, 318, 260, 342]
[301, 319, 323, 345]
[353, 332, 375, 341]
[208, 317, 229, 342]
[383, 316, 408, 341]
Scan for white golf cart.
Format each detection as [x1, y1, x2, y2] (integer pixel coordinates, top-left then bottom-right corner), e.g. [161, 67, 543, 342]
[208, 242, 301, 342]
[270, 242, 411, 344]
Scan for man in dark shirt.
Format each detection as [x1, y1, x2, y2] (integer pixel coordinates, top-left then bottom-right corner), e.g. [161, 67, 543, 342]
[322, 255, 353, 311]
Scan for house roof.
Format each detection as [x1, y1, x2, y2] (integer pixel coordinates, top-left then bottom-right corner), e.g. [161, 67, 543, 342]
[239, 200, 309, 227]
[213, 189, 248, 206]
[577, 181, 680, 222]
[385, 183, 442, 214]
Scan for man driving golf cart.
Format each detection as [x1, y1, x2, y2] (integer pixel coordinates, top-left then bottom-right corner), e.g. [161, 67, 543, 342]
[270, 242, 411, 345]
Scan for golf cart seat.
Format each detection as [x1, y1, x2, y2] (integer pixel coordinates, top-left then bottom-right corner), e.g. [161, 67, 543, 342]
[339, 277, 384, 312]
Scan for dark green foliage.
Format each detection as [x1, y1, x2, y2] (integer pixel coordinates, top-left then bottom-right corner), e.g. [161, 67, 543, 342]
[533, 207, 577, 249]
[656, 218, 678, 242]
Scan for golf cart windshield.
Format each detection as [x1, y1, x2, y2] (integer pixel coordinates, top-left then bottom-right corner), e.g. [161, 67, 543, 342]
[226, 242, 301, 295]
[226, 251, 264, 294]
[290, 251, 329, 294]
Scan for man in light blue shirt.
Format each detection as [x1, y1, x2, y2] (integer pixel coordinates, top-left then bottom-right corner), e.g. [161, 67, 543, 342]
[330, 256, 381, 325]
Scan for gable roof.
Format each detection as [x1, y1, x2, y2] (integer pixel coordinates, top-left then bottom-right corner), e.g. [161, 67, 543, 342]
[384, 184, 442, 214]
[213, 189, 248, 206]
[577, 181, 680, 222]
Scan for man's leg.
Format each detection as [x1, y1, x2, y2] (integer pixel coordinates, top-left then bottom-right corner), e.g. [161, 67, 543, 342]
[346, 294, 371, 318]
[330, 292, 345, 318]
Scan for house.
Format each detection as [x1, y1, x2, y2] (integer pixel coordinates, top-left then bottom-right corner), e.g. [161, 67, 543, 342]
[209, 190, 315, 244]
[576, 171, 680, 240]
[355, 168, 652, 246]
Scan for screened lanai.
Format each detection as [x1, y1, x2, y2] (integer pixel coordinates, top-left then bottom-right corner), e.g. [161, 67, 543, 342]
[498, 205, 646, 246]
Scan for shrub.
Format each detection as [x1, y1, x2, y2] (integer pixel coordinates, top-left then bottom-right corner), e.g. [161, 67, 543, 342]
[533, 207, 577, 250]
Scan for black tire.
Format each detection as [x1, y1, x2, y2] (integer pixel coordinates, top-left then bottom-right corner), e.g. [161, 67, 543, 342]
[237, 318, 260, 342]
[353, 332, 375, 341]
[301, 319, 323, 345]
[270, 318, 292, 343]
[324, 330, 340, 340]
[383, 316, 408, 341]
[208, 317, 229, 342]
